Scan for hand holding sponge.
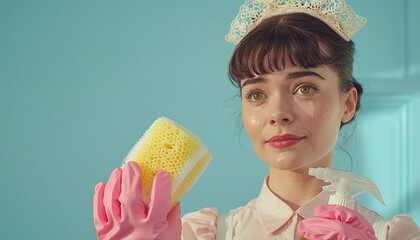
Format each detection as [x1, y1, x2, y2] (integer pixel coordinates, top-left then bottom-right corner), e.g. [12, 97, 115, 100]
[93, 162, 182, 240]
[93, 117, 212, 239]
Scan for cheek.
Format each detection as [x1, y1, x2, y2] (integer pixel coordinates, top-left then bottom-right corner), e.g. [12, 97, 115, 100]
[298, 100, 317, 119]
[296, 100, 324, 134]
[300, 98, 342, 149]
[242, 106, 265, 140]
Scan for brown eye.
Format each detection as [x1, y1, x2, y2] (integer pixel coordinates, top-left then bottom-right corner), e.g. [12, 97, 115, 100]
[299, 86, 310, 94]
[297, 85, 316, 95]
[251, 92, 263, 101]
[245, 90, 265, 102]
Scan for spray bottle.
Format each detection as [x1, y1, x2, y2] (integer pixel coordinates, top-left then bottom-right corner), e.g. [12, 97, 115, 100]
[308, 167, 385, 208]
[300, 167, 388, 240]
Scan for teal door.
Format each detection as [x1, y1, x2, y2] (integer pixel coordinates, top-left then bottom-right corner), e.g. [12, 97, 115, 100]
[334, 0, 420, 224]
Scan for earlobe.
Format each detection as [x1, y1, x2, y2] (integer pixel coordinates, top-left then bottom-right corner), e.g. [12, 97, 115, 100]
[341, 88, 358, 124]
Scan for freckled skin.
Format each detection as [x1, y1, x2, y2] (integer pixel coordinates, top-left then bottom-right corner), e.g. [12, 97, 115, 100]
[241, 63, 357, 173]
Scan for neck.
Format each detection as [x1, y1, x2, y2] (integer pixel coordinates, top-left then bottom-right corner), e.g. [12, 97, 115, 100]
[267, 167, 328, 211]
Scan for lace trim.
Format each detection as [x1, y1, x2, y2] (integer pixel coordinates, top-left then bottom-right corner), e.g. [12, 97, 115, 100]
[226, 0, 367, 44]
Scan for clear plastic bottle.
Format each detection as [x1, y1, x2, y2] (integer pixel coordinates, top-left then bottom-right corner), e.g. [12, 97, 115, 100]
[299, 167, 388, 240]
[308, 167, 385, 208]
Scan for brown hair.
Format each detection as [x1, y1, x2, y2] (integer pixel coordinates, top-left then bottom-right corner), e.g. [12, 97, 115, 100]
[228, 13, 363, 124]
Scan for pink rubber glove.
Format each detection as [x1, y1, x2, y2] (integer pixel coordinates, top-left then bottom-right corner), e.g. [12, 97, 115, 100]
[297, 204, 377, 240]
[93, 161, 182, 240]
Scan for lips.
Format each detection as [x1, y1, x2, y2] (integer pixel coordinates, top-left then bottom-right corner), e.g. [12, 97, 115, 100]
[266, 134, 305, 148]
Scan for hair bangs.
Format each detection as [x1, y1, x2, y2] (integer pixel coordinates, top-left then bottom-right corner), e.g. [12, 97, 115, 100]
[229, 15, 333, 87]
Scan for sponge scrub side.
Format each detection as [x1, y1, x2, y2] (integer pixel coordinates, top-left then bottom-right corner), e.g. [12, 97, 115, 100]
[122, 117, 212, 208]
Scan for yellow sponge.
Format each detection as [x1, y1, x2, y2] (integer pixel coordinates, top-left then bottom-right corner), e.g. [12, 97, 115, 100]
[122, 117, 212, 207]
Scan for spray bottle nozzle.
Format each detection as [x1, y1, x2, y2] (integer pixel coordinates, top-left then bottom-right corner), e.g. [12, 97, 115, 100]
[309, 167, 385, 209]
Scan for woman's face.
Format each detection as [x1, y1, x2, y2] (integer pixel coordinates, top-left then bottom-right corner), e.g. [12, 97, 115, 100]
[241, 62, 357, 172]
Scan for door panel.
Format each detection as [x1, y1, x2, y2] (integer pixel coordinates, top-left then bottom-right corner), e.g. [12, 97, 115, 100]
[335, 0, 420, 224]
[335, 92, 420, 223]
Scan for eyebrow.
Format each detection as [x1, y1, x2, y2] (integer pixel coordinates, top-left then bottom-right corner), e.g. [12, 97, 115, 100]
[240, 77, 266, 89]
[240, 70, 325, 89]
[287, 71, 325, 80]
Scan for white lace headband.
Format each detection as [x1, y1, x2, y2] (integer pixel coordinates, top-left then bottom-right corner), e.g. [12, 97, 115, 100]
[225, 0, 367, 44]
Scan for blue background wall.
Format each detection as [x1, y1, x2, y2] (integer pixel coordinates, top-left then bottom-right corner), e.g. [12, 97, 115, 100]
[1, 0, 419, 239]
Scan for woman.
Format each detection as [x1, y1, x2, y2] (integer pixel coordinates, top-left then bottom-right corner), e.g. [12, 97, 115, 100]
[93, 0, 420, 239]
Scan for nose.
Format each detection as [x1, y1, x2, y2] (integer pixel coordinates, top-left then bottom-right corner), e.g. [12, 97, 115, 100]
[268, 95, 294, 126]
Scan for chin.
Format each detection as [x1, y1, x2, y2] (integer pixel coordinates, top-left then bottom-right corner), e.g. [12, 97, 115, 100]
[262, 153, 305, 170]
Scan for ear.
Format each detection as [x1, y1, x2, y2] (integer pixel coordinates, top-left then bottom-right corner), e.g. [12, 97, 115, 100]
[341, 87, 358, 124]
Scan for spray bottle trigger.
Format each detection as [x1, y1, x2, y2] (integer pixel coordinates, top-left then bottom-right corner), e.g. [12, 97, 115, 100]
[322, 183, 337, 192]
[309, 167, 386, 207]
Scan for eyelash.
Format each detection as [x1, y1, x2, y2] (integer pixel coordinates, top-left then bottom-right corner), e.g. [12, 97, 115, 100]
[244, 89, 266, 101]
[294, 84, 318, 95]
[243, 83, 318, 102]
